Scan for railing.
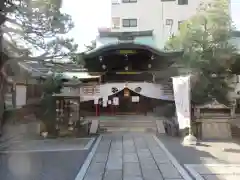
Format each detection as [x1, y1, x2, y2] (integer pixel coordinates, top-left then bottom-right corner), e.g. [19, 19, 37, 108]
[80, 84, 100, 96]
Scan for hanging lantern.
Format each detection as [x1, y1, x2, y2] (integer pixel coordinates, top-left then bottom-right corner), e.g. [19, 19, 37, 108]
[148, 64, 152, 68]
[125, 54, 128, 60]
[124, 88, 130, 97]
[99, 56, 103, 62]
[102, 64, 106, 69]
[151, 55, 154, 60]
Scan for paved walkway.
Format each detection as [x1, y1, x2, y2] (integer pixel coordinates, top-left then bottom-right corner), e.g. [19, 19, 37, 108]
[76, 133, 191, 180]
[185, 164, 240, 180]
[0, 138, 94, 152]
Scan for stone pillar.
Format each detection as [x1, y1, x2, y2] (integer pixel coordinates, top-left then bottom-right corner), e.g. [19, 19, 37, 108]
[195, 108, 200, 119]
[231, 107, 236, 118]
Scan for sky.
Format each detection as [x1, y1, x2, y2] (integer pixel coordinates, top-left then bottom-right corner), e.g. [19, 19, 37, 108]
[231, 0, 240, 29]
[61, 0, 111, 52]
[62, 0, 240, 52]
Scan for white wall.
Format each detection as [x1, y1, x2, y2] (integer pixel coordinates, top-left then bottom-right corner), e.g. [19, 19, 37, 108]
[161, 0, 202, 44]
[111, 0, 163, 48]
[96, 35, 156, 47]
[111, 0, 205, 48]
[96, 37, 118, 48]
[80, 82, 173, 102]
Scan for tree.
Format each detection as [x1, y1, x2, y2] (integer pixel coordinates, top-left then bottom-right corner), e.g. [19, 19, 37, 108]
[165, 0, 237, 105]
[0, 0, 77, 132]
[71, 52, 85, 66]
[2, 0, 77, 61]
[84, 40, 96, 51]
[70, 40, 97, 66]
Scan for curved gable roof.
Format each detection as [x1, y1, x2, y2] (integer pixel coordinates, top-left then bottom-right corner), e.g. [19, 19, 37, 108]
[83, 43, 183, 59]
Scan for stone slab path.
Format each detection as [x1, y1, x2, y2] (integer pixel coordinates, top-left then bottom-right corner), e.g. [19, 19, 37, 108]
[185, 164, 240, 180]
[0, 138, 94, 153]
[76, 133, 192, 180]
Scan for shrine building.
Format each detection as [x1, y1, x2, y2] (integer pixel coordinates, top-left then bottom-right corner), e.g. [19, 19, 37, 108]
[80, 34, 183, 115]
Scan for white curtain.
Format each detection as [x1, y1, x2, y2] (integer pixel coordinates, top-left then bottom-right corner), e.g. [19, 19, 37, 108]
[99, 82, 173, 100]
[81, 82, 174, 102]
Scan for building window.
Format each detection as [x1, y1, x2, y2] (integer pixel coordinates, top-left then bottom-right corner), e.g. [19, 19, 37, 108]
[112, 17, 120, 29]
[178, 20, 189, 29]
[178, 0, 188, 5]
[122, 19, 137, 27]
[166, 19, 173, 26]
[178, 20, 184, 29]
[112, 0, 120, 4]
[122, 0, 137, 3]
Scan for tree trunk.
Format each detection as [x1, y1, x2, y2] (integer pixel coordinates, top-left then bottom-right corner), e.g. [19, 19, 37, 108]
[0, 30, 8, 136]
[0, 80, 6, 136]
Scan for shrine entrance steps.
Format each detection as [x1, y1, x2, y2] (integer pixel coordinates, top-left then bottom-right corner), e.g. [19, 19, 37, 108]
[97, 115, 158, 133]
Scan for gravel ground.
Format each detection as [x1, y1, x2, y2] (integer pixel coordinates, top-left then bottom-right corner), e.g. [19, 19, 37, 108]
[158, 135, 240, 165]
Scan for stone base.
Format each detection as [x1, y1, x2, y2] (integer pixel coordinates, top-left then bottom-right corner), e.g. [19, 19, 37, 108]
[156, 120, 165, 134]
[89, 120, 99, 134]
[200, 119, 232, 140]
[182, 134, 197, 146]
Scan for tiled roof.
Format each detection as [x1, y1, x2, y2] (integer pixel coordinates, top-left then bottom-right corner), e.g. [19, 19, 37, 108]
[18, 61, 96, 80]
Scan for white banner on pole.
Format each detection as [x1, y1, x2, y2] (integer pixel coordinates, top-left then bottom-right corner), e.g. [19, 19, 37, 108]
[172, 75, 191, 130]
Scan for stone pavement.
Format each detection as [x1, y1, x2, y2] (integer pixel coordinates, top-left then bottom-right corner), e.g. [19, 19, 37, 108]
[0, 138, 95, 180]
[185, 164, 240, 180]
[77, 133, 191, 180]
[0, 138, 94, 152]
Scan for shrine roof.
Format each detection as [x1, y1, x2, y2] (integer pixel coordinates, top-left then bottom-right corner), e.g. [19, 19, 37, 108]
[98, 30, 153, 38]
[18, 61, 98, 80]
[196, 100, 230, 109]
[83, 43, 183, 59]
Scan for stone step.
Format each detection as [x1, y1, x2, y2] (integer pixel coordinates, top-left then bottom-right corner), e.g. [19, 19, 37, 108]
[99, 119, 156, 123]
[100, 127, 156, 133]
[99, 119, 157, 133]
[100, 123, 156, 128]
[100, 120, 156, 127]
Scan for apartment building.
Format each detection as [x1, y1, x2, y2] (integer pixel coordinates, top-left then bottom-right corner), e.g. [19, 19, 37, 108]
[110, 0, 205, 49]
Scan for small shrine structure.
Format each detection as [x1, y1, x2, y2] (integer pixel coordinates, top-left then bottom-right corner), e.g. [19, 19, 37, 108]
[194, 100, 236, 139]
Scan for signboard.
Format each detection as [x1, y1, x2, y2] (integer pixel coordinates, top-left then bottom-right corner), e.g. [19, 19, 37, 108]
[116, 72, 141, 75]
[113, 97, 119, 105]
[103, 100, 107, 107]
[103, 96, 108, 102]
[119, 50, 136, 54]
[172, 76, 191, 130]
[132, 96, 139, 102]
[94, 98, 99, 105]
